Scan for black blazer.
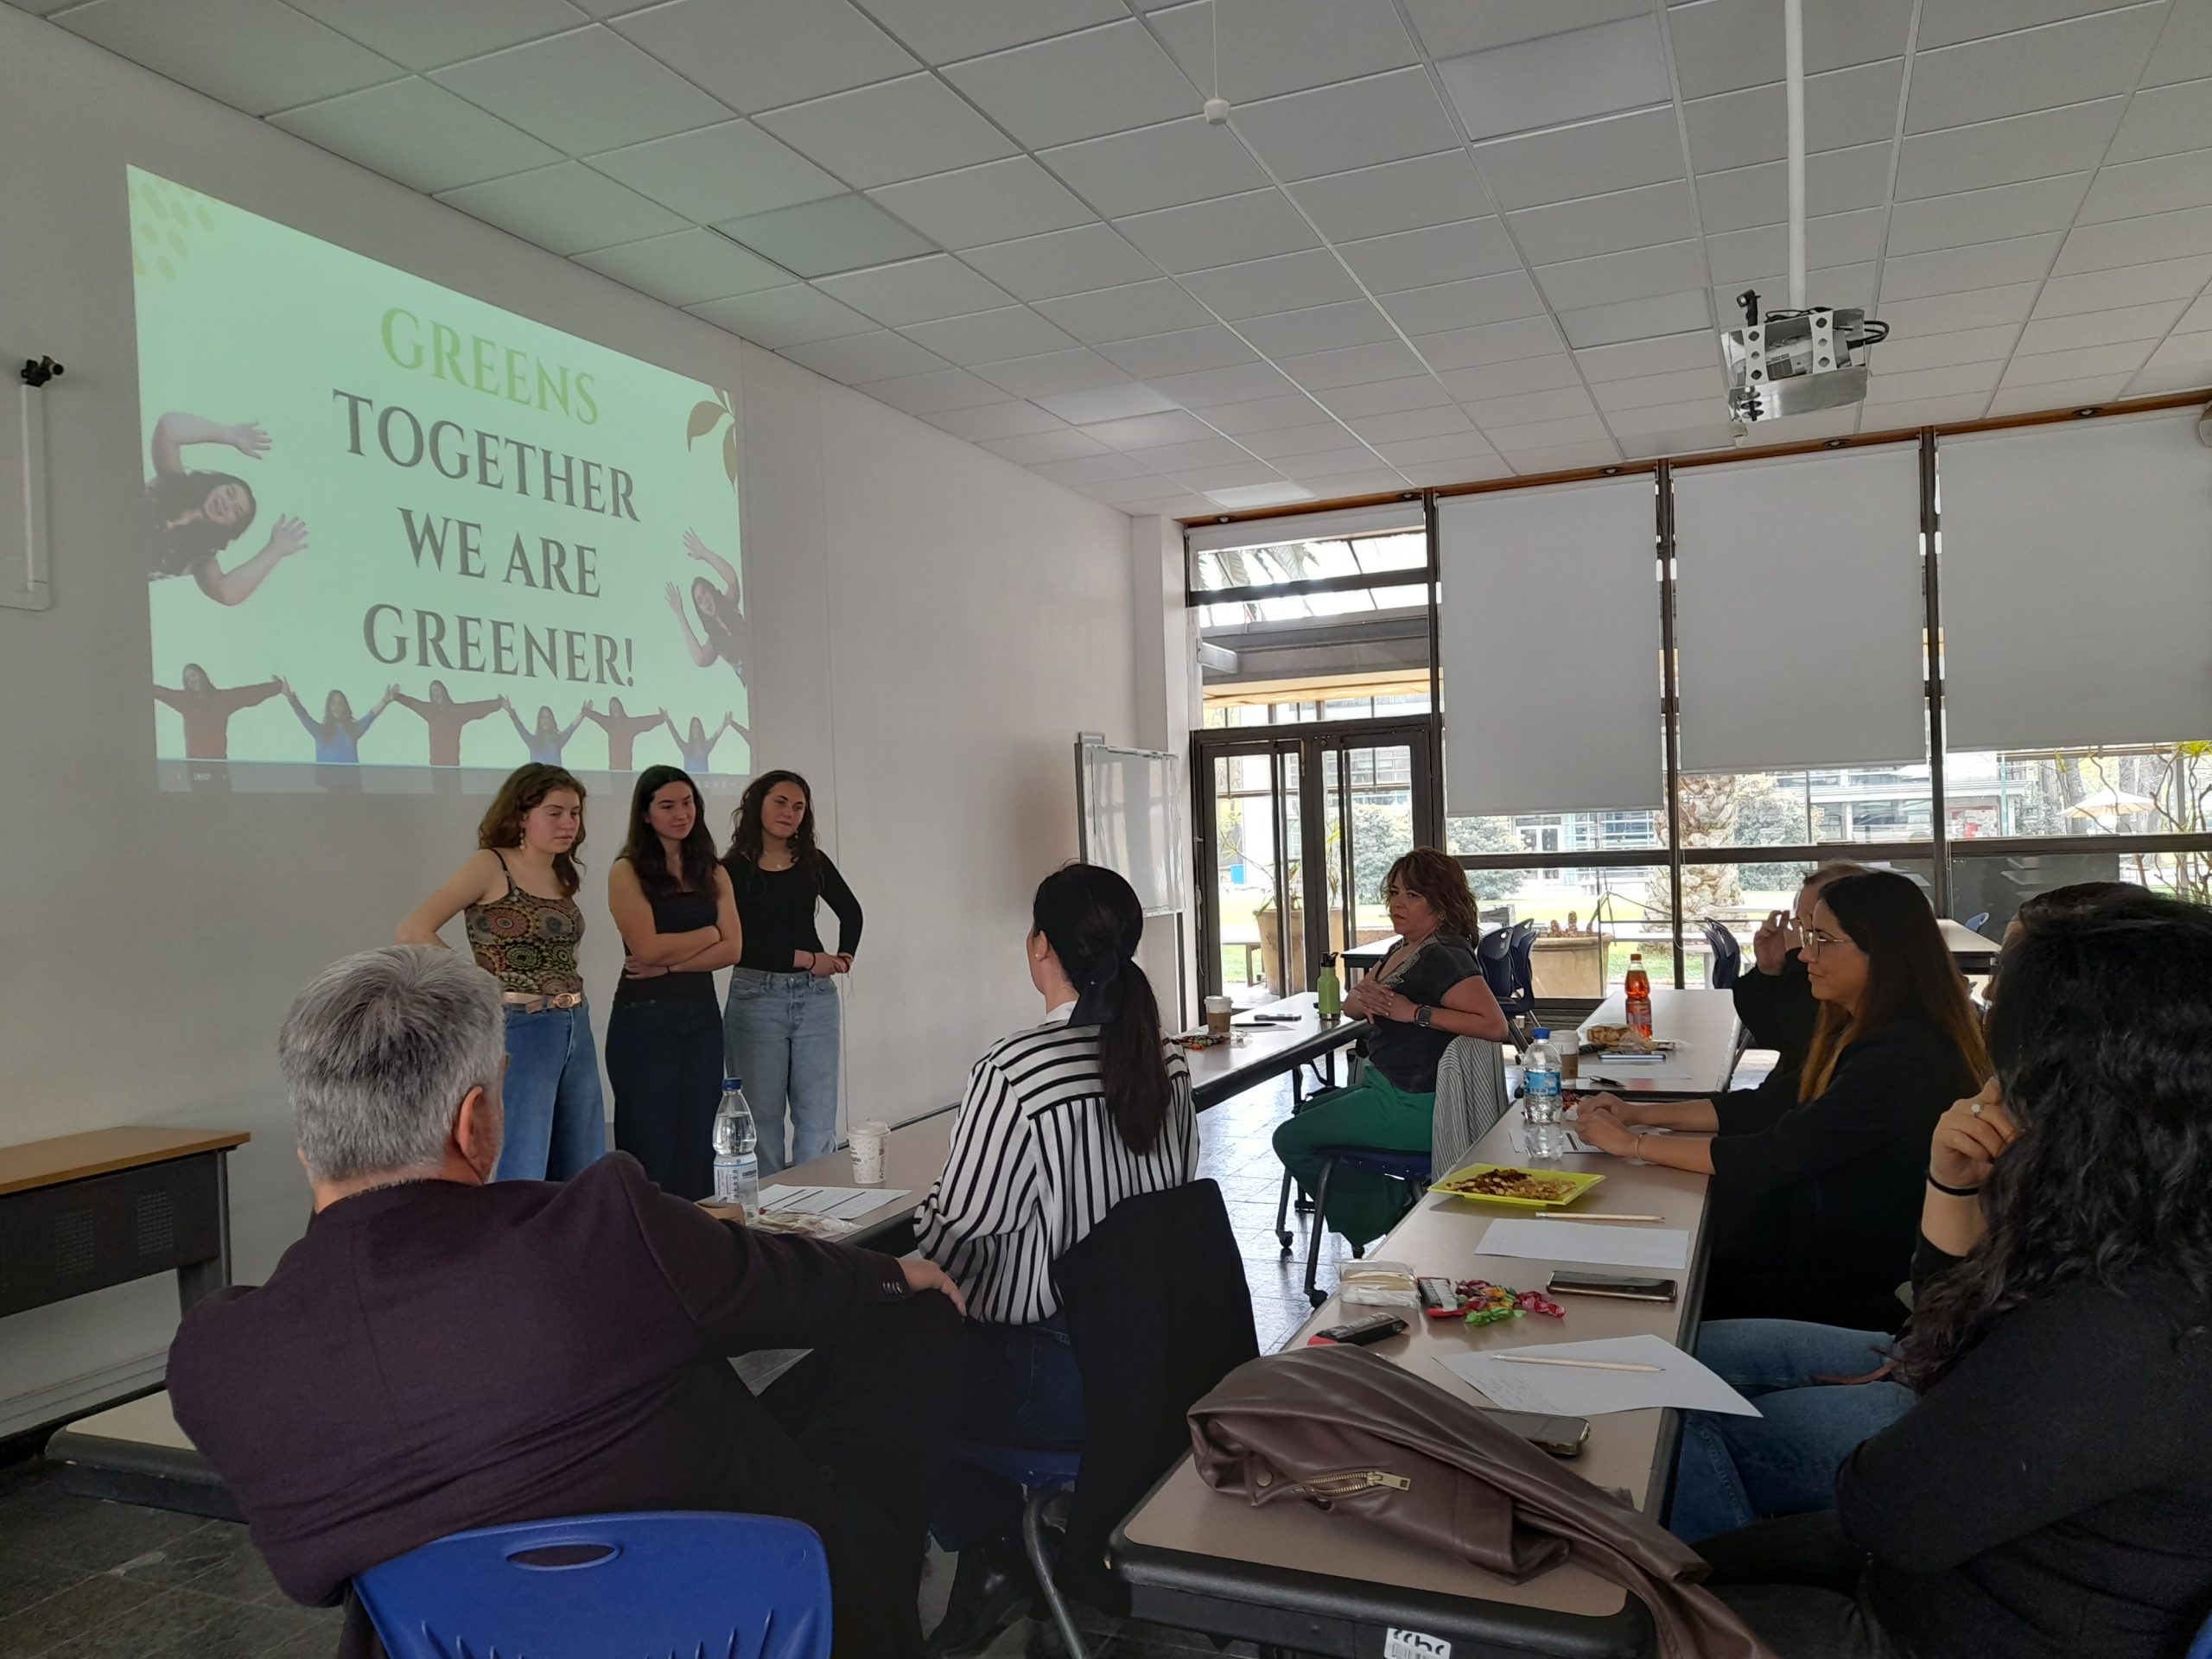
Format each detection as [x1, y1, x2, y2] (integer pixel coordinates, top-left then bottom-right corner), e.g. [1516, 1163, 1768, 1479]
[1701, 1017, 1979, 1332]
[168, 1154, 912, 1656]
[1731, 950, 1821, 1095]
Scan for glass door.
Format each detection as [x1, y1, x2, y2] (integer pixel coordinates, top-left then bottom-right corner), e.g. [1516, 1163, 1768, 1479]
[1197, 721, 1436, 1003]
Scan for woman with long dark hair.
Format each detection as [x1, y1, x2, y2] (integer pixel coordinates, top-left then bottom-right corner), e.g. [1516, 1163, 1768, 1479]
[144, 412, 308, 605]
[1577, 870, 1987, 1331]
[1271, 847, 1509, 1247]
[721, 770, 862, 1173]
[606, 766, 743, 1198]
[915, 862, 1198, 1647]
[396, 764, 605, 1182]
[278, 678, 393, 764]
[665, 529, 744, 676]
[1704, 897, 2212, 1658]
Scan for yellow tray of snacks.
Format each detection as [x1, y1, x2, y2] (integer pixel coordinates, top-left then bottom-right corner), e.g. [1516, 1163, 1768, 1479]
[1429, 1161, 1605, 1209]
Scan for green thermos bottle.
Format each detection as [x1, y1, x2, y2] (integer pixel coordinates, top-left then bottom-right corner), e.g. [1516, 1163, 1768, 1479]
[1318, 952, 1341, 1024]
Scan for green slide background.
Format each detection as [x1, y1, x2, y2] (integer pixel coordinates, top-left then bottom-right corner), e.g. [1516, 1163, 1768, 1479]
[131, 167, 749, 776]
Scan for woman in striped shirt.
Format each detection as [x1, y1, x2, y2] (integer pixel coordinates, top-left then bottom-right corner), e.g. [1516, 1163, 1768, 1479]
[916, 864, 1198, 1643]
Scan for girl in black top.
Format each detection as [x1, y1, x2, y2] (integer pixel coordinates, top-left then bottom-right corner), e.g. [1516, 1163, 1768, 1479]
[1272, 848, 1509, 1247]
[1577, 872, 1987, 1332]
[606, 766, 741, 1198]
[1707, 898, 2212, 1659]
[721, 770, 863, 1175]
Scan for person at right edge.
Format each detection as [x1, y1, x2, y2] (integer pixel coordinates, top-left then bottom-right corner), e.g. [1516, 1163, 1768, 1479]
[1700, 895, 2212, 1659]
[722, 770, 862, 1175]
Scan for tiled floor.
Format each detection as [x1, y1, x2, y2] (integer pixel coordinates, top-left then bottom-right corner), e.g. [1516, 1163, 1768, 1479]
[0, 1074, 1340, 1658]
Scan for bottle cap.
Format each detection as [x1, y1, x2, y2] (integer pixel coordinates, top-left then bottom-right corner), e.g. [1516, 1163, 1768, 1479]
[1533, 1027, 1549, 1039]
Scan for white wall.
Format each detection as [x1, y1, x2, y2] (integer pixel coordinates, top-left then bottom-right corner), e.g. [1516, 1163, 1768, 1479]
[0, 10, 1139, 1434]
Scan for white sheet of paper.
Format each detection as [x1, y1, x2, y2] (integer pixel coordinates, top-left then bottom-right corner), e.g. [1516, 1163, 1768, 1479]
[1436, 1333, 1760, 1417]
[1510, 1127, 1598, 1156]
[1478, 1217, 1691, 1271]
[757, 1184, 911, 1221]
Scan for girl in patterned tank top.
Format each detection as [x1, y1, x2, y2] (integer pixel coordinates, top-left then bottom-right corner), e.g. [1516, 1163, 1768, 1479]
[397, 764, 607, 1182]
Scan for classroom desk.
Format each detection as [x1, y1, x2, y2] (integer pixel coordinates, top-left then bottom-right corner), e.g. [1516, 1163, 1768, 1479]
[1185, 991, 1369, 1112]
[1574, 988, 1743, 1100]
[747, 1107, 957, 1255]
[1113, 1114, 1714, 1659]
[1939, 918, 2000, 974]
[0, 1127, 250, 1319]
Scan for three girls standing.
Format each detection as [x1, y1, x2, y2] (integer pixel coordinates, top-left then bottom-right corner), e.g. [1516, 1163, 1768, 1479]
[398, 761, 861, 1188]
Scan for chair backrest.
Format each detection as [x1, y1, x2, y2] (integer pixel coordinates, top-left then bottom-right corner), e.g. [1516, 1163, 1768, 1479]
[2188, 1609, 2212, 1659]
[1963, 911, 1990, 934]
[1431, 1037, 1511, 1175]
[1053, 1179, 1257, 1611]
[354, 1511, 830, 1659]
[1506, 923, 1538, 1000]
[1475, 927, 1516, 1003]
[1701, 921, 1742, 989]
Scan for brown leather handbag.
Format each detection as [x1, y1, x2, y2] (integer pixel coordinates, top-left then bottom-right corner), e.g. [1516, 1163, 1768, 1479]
[1187, 1345, 1774, 1659]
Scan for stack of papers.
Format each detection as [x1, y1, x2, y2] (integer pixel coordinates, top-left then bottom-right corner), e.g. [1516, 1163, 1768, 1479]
[1437, 1334, 1758, 1417]
[757, 1184, 910, 1221]
[1478, 1217, 1691, 1271]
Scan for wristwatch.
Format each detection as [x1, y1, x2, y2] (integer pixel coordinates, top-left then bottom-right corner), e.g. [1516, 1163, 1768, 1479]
[1414, 1004, 1433, 1028]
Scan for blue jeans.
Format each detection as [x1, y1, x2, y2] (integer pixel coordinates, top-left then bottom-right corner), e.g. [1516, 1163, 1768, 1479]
[722, 968, 842, 1176]
[494, 1001, 607, 1183]
[1670, 1319, 1916, 1544]
[934, 1315, 1084, 1551]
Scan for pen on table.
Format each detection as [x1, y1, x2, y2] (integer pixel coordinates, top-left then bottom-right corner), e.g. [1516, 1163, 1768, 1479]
[1491, 1354, 1663, 1372]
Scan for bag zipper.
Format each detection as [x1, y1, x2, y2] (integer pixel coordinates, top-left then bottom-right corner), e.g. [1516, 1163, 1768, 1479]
[1290, 1468, 1410, 1497]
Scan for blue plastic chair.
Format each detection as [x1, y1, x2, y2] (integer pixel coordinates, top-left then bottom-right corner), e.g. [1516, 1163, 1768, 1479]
[354, 1511, 831, 1659]
[1963, 911, 1991, 935]
[938, 1440, 1088, 1658]
[1504, 922, 1539, 1014]
[2188, 1610, 2212, 1659]
[1304, 1146, 1432, 1306]
[1701, 920, 1742, 989]
[1475, 926, 1515, 1003]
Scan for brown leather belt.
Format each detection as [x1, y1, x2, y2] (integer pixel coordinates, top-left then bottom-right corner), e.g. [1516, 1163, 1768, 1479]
[502, 991, 585, 1013]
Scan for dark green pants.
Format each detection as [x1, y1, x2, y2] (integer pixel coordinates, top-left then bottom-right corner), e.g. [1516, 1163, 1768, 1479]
[1272, 1070, 1435, 1247]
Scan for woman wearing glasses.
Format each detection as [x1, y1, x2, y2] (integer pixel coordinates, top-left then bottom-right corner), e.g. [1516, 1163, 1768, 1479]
[1575, 870, 1986, 1332]
[1272, 848, 1509, 1248]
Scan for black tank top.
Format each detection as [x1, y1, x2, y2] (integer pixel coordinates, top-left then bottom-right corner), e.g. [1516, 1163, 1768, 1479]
[611, 882, 719, 1005]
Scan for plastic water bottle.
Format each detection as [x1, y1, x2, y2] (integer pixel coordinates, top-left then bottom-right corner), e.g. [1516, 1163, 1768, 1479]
[712, 1079, 760, 1215]
[1522, 1028, 1566, 1162]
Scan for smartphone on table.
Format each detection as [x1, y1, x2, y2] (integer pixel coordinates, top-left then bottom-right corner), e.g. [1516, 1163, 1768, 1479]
[1482, 1408, 1591, 1458]
[1546, 1271, 1677, 1302]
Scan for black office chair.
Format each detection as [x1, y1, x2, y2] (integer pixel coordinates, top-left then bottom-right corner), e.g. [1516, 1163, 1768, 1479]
[1701, 920, 1742, 989]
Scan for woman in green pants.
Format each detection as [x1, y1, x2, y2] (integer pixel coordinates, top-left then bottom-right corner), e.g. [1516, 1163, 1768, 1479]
[1274, 847, 1510, 1245]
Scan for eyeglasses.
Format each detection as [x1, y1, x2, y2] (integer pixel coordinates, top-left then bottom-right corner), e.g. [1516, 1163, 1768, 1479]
[1798, 926, 1856, 957]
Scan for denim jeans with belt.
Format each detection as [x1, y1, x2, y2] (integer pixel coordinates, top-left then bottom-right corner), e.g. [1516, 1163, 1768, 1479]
[721, 968, 842, 1176]
[1669, 1319, 1916, 1543]
[494, 1001, 607, 1183]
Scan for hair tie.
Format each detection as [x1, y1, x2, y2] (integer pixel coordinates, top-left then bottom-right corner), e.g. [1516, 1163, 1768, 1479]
[1070, 948, 1131, 1027]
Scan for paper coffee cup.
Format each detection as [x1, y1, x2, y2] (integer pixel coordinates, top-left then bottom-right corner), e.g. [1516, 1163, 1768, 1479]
[1205, 995, 1232, 1037]
[850, 1120, 889, 1184]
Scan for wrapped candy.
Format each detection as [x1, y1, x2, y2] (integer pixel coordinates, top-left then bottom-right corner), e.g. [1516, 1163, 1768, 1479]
[1455, 1279, 1566, 1325]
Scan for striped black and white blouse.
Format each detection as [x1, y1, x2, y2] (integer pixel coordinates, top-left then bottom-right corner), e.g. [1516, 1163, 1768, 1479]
[915, 1004, 1199, 1325]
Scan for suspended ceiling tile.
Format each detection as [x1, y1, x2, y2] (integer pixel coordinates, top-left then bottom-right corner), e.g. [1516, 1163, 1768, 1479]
[612, 0, 918, 113]
[1880, 232, 2066, 301]
[1461, 385, 1599, 428]
[1998, 339, 2157, 386]
[850, 365, 1009, 414]
[1573, 332, 1719, 382]
[815, 254, 1016, 326]
[1590, 366, 1726, 412]
[1233, 300, 1401, 358]
[1860, 359, 2009, 403]
[1231, 67, 1463, 183]
[1873, 282, 2045, 334]
[429, 24, 728, 153]
[962, 224, 1162, 302]
[1893, 97, 2125, 199]
[1472, 108, 1687, 212]
[869, 156, 1095, 249]
[56, 0, 402, 116]
[1287, 150, 1494, 243]
[715, 195, 938, 277]
[1338, 219, 1522, 295]
[270, 78, 560, 194]
[2015, 298, 2190, 352]
[1884, 173, 2093, 255]
[2031, 252, 2212, 315]
[588, 122, 845, 226]
[572, 228, 792, 307]
[683, 285, 877, 347]
[853, 0, 1123, 64]
[1378, 270, 1548, 336]
[435, 162, 687, 254]
[1179, 250, 1364, 320]
[1408, 315, 1568, 368]
[1500, 439, 1625, 473]
[1274, 340, 1429, 390]
[2052, 205, 2212, 275]
[1432, 354, 1585, 403]
[1554, 289, 1712, 349]
[1507, 180, 1700, 266]
[1237, 422, 1370, 461]
[755, 74, 1018, 188]
[1916, 0, 2145, 51]
[1534, 239, 1709, 313]
[970, 346, 1135, 397]
[1115, 188, 1322, 273]
[1704, 207, 1888, 284]
[1144, 361, 1299, 409]
[978, 428, 1114, 464]
[2108, 78, 2212, 163]
[1402, 0, 1645, 59]
[283, 0, 588, 73]
[1904, 7, 2164, 134]
[1667, 0, 1916, 99]
[779, 329, 950, 384]
[2078, 146, 2212, 222]
[897, 305, 1084, 365]
[1125, 436, 1265, 474]
[920, 401, 1071, 443]
[1983, 374, 2131, 413]
[1483, 412, 1615, 449]
[2141, 0, 2212, 86]
[1096, 326, 1262, 378]
[1029, 452, 1155, 484]
[1039, 118, 1274, 219]
[1347, 405, 1476, 444]
[1682, 58, 1905, 175]
[1148, 0, 1419, 105]
[1313, 373, 1456, 416]
[943, 20, 1198, 149]
[1605, 397, 1726, 435]
[1081, 410, 1223, 449]
[1033, 278, 1217, 341]
[1437, 16, 1672, 143]
[1854, 392, 1994, 426]
[1872, 323, 2024, 372]
[1202, 391, 1337, 434]
[1694, 142, 1895, 232]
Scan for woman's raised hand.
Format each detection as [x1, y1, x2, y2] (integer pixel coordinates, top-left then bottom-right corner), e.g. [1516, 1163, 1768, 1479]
[1930, 1078, 2017, 1192]
[226, 422, 272, 459]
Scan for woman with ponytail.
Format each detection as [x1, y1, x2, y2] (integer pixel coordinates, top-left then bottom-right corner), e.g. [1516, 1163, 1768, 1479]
[915, 863, 1198, 1643]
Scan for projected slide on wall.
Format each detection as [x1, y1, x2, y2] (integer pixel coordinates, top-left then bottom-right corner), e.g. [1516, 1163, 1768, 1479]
[130, 167, 748, 791]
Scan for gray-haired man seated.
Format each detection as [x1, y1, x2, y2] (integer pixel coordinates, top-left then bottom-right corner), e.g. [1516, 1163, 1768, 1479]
[168, 946, 963, 1659]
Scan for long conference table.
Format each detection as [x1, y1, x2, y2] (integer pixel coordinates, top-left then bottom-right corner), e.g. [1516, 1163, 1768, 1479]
[47, 995, 1370, 1514]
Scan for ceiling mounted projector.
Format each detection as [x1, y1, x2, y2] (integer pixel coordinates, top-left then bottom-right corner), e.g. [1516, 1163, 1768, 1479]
[1724, 289, 1889, 423]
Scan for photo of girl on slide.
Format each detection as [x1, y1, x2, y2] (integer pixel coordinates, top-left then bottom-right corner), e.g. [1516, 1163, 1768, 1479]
[507, 699, 592, 766]
[664, 529, 744, 676]
[145, 413, 309, 605]
[278, 678, 394, 765]
[152, 664, 280, 760]
[391, 681, 504, 767]
[668, 713, 741, 776]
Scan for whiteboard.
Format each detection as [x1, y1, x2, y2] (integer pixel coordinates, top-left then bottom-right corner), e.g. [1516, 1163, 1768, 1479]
[1077, 739, 1186, 918]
